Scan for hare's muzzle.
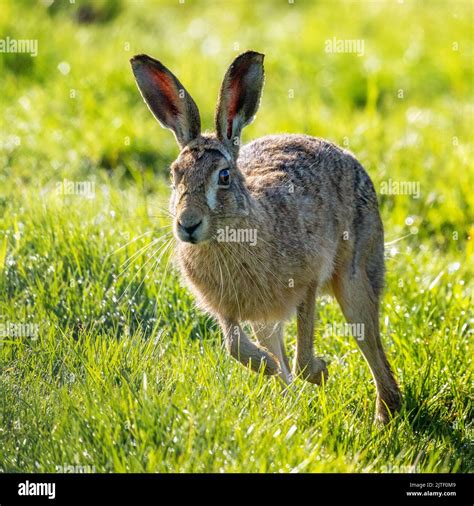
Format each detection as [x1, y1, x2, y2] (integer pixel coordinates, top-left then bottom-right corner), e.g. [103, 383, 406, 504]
[176, 207, 207, 244]
[177, 219, 202, 244]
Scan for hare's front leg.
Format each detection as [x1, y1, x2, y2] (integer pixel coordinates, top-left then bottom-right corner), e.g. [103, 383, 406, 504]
[252, 322, 292, 384]
[219, 318, 281, 376]
[293, 282, 329, 385]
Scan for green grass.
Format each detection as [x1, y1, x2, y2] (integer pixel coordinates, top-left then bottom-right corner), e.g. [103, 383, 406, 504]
[0, 0, 473, 473]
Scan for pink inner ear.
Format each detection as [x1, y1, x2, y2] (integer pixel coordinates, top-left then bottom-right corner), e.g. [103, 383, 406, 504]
[150, 69, 180, 118]
[226, 79, 241, 139]
[226, 119, 233, 139]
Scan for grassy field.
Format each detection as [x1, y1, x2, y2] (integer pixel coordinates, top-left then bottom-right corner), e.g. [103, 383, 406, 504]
[0, 0, 472, 473]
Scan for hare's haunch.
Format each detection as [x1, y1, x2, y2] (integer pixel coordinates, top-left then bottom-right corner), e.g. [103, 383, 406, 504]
[131, 51, 401, 423]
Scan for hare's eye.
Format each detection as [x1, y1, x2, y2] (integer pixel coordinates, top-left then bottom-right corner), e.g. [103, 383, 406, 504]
[218, 168, 231, 186]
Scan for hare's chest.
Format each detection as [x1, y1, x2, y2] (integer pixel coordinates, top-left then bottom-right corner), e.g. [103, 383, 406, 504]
[178, 245, 300, 321]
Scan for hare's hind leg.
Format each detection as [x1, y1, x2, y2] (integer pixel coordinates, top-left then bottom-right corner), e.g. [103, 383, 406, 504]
[293, 282, 329, 385]
[332, 269, 401, 423]
[252, 322, 292, 384]
[219, 318, 281, 376]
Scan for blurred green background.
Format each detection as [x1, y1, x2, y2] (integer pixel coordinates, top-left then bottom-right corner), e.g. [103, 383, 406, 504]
[0, 0, 472, 473]
[1, 0, 472, 240]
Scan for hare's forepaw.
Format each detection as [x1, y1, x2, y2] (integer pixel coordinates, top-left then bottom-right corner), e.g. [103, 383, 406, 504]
[260, 349, 282, 376]
[294, 356, 328, 385]
[245, 347, 281, 376]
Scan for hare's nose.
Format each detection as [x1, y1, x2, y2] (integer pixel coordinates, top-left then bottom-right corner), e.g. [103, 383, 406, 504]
[180, 220, 202, 236]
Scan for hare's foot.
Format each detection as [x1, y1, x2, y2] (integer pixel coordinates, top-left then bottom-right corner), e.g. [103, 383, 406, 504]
[375, 387, 402, 424]
[295, 282, 328, 386]
[251, 347, 281, 376]
[276, 364, 293, 386]
[294, 356, 328, 385]
[220, 319, 281, 375]
[251, 322, 292, 385]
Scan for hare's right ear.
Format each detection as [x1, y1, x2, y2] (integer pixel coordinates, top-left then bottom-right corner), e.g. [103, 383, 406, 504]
[215, 51, 265, 158]
[130, 54, 201, 148]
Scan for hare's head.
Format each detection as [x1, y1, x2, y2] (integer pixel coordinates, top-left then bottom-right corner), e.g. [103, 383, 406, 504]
[130, 51, 265, 244]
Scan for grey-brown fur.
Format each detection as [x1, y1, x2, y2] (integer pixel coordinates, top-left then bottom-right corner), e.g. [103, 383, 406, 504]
[131, 51, 401, 423]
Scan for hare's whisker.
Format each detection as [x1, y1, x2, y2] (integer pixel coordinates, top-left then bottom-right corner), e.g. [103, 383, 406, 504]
[118, 243, 166, 301]
[150, 205, 176, 219]
[107, 230, 153, 257]
[118, 239, 160, 274]
[221, 242, 270, 318]
[119, 232, 172, 272]
[118, 239, 162, 275]
[214, 247, 226, 314]
[118, 237, 173, 301]
[130, 239, 173, 301]
[237, 242, 287, 289]
[218, 244, 243, 321]
[155, 239, 175, 299]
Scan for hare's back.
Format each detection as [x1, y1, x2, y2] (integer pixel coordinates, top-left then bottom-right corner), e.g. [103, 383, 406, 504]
[239, 134, 358, 183]
[239, 134, 379, 209]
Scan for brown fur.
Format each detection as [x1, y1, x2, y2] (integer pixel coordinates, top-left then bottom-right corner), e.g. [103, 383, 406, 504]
[131, 51, 402, 423]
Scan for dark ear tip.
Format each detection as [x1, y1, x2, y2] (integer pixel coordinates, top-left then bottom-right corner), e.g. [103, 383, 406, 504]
[130, 54, 147, 70]
[234, 50, 265, 65]
[130, 54, 148, 64]
[130, 54, 164, 71]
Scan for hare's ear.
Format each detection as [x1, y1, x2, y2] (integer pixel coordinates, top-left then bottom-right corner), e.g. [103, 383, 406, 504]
[130, 54, 201, 148]
[215, 51, 265, 157]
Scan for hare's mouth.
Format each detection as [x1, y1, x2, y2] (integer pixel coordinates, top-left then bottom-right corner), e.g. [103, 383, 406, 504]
[175, 217, 211, 244]
[176, 235, 211, 246]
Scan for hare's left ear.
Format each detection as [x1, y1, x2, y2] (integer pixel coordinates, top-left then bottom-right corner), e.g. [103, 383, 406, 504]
[215, 51, 265, 158]
[130, 54, 201, 149]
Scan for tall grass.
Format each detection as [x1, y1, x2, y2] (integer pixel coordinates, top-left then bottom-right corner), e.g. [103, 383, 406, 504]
[0, 0, 472, 472]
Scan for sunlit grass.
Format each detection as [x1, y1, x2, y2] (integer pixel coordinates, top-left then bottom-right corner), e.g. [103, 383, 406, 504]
[0, 0, 472, 473]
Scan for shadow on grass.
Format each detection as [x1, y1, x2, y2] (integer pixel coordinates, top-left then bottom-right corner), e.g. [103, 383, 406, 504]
[401, 381, 473, 471]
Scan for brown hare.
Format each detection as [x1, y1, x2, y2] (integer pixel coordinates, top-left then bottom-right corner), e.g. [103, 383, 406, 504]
[130, 51, 401, 423]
